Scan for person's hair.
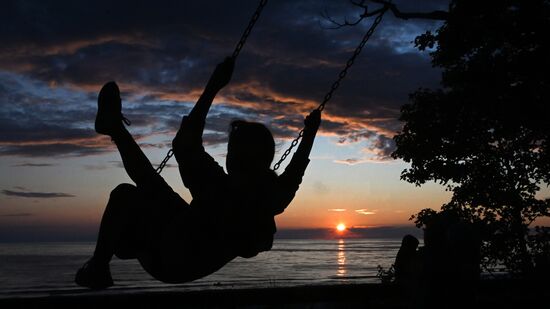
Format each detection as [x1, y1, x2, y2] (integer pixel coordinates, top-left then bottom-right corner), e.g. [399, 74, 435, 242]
[228, 120, 275, 172]
[401, 234, 420, 251]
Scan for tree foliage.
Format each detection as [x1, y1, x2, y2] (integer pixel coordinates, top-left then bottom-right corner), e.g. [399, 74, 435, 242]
[392, 0, 550, 274]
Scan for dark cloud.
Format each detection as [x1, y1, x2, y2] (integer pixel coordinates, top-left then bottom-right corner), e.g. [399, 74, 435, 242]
[0, 143, 110, 157]
[337, 130, 378, 144]
[366, 134, 397, 161]
[12, 162, 56, 167]
[0, 0, 448, 159]
[2, 189, 75, 198]
[83, 161, 177, 171]
[334, 133, 396, 165]
[0, 213, 33, 217]
[0, 117, 95, 144]
[83, 164, 111, 171]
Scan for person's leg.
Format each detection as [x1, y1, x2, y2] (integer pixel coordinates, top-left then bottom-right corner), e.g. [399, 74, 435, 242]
[96, 81, 158, 187]
[110, 127, 158, 187]
[92, 183, 140, 264]
[77, 82, 184, 289]
[75, 183, 140, 289]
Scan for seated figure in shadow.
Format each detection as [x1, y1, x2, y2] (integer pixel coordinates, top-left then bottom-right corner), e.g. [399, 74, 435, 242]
[75, 58, 321, 289]
[394, 234, 421, 283]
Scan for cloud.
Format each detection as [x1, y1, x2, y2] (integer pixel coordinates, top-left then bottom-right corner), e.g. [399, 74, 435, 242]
[355, 209, 377, 215]
[333, 158, 370, 165]
[363, 135, 397, 161]
[84, 160, 177, 171]
[334, 134, 397, 165]
[312, 181, 329, 195]
[12, 162, 56, 167]
[2, 189, 75, 198]
[328, 208, 347, 212]
[0, 0, 446, 160]
[0, 213, 33, 217]
[0, 71, 113, 157]
[0, 143, 110, 157]
[82, 162, 123, 171]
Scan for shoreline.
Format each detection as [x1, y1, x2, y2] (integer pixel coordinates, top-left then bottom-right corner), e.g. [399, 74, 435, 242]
[0, 279, 546, 308]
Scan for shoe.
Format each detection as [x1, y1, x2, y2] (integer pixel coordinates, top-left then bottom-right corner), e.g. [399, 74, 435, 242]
[75, 258, 114, 290]
[95, 81, 131, 136]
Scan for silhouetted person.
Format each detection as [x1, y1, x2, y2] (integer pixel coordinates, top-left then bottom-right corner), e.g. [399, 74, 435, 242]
[74, 58, 321, 289]
[394, 234, 420, 283]
[393, 234, 422, 308]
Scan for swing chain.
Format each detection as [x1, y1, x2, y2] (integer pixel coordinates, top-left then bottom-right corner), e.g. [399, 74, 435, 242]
[273, 129, 305, 171]
[232, 0, 269, 59]
[273, 6, 388, 171]
[155, 148, 174, 174]
[156, 0, 268, 175]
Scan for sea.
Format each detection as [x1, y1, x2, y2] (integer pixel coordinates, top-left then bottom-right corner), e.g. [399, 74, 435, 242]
[0, 239, 402, 299]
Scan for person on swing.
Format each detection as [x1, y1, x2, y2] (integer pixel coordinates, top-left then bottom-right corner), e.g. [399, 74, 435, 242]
[75, 57, 321, 289]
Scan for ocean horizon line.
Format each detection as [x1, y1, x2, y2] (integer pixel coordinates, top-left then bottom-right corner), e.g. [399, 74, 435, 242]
[0, 225, 422, 243]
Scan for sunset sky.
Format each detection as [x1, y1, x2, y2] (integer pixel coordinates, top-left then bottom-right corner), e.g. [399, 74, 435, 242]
[2, 0, 547, 241]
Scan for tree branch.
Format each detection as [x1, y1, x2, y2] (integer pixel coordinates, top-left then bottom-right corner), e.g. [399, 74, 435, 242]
[369, 0, 449, 20]
[322, 0, 448, 29]
[388, 4, 449, 21]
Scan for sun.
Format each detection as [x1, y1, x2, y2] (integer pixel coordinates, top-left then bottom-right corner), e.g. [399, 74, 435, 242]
[336, 223, 346, 232]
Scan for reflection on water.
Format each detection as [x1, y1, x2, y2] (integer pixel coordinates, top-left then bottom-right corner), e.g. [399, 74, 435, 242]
[337, 239, 346, 277]
[0, 239, 404, 297]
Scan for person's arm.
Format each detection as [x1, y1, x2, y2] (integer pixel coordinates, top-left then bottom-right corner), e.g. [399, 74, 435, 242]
[171, 58, 234, 193]
[172, 57, 235, 159]
[186, 57, 235, 132]
[273, 110, 321, 215]
[293, 109, 321, 164]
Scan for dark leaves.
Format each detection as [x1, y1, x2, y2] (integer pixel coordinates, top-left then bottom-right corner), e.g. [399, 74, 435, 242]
[394, 0, 550, 275]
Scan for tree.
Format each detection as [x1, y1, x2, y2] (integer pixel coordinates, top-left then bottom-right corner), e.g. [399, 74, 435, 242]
[391, 0, 550, 275]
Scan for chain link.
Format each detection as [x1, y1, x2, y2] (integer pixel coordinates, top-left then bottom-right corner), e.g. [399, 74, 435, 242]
[156, 0, 269, 174]
[232, 0, 269, 59]
[155, 148, 174, 174]
[273, 8, 387, 171]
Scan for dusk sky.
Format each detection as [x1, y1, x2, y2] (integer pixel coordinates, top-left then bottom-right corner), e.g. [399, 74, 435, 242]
[3, 0, 545, 241]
